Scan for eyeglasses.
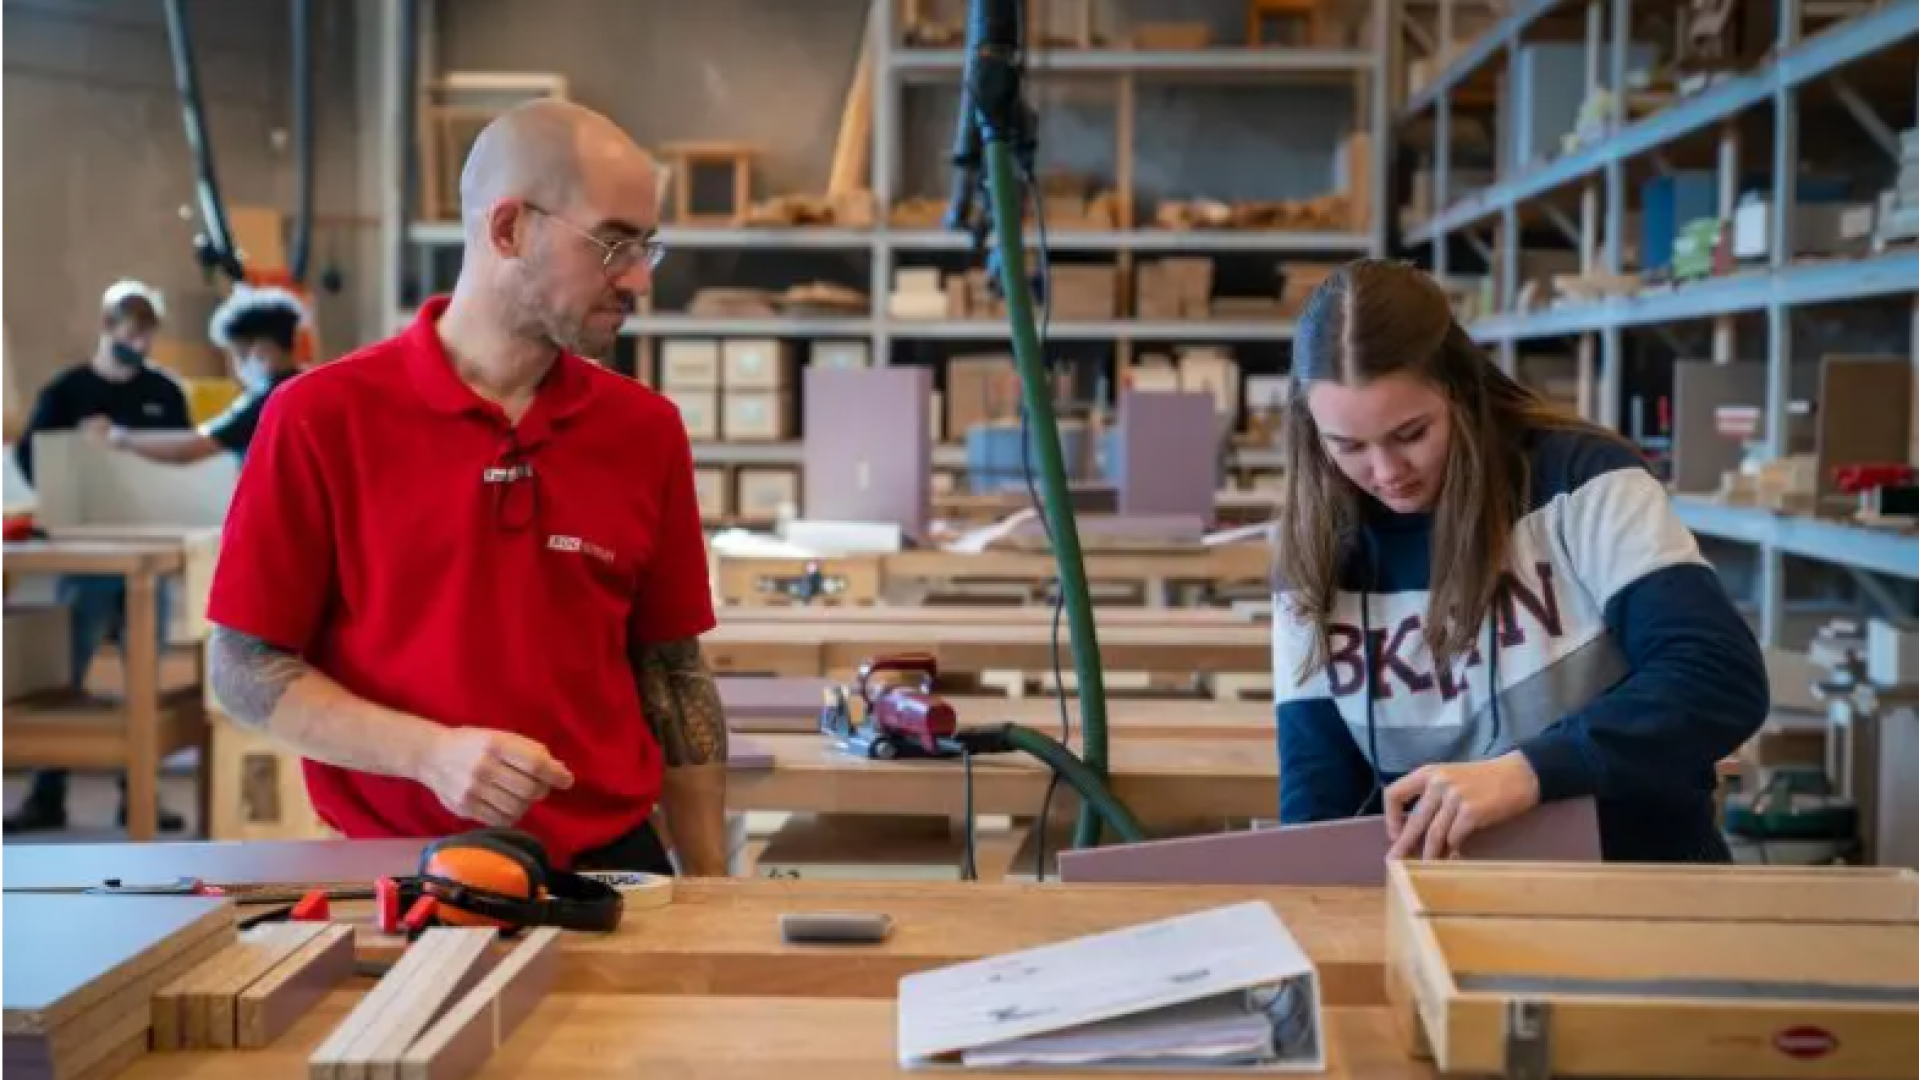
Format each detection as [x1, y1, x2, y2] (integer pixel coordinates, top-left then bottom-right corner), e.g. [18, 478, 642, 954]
[525, 203, 667, 274]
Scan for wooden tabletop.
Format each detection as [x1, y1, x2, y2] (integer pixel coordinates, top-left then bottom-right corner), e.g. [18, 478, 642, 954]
[353, 879, 1387, 1006]
[1, 538, 186, 576]
[704, 621, 1271, 676]
[117, 996, 1425, 1079]
[881, 545, 1272, 583]
[729, 734, 1275, 823]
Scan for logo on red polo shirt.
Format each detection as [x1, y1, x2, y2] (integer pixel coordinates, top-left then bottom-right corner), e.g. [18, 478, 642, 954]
[547, 534, 617, 565]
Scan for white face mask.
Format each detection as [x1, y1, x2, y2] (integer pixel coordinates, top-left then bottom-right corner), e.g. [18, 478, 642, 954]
[236, 353, 274, 393]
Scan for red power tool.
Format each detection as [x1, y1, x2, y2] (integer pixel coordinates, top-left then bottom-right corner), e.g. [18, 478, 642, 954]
[819, 653, 961, 760]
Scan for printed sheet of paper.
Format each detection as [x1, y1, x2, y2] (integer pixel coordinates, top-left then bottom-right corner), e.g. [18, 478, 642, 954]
[897, 901, 1320, 1070]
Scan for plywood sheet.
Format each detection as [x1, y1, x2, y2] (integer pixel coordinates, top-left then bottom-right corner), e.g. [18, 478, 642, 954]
[2, 894, 234, 1036]
[1056, 797, 1601, 885]
[31, 431, 236, 529]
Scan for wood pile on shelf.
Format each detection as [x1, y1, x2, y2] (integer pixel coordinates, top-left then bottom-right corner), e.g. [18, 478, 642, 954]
[1716, 453, 1820, 513]
[1153, 193, 1352, 232]
[775, 282, 868, 318]
[1278, 262, 1339, 318]
[889, 268, 950, 320]
[890, 197, 949, 229]
[1035, 173, 1121, 231]
[1131, 348, 1241, 418]
[743, 190, 875, 229]
[689, 288, 779, 319]
[1135, 258, 1214, 320]
[1131, 22, 1210, 48]
[951, 269, 1006, 321]
[1043, 265, 1120, 320]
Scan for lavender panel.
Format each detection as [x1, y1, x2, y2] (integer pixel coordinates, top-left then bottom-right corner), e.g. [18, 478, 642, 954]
[804, 367, 932, 539]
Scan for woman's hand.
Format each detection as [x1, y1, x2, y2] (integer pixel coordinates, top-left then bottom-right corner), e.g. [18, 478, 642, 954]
[1384, 752, 1541, 860]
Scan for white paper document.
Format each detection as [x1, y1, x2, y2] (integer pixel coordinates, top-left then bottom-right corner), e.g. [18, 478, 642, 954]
[897, 901, 1323, 1072]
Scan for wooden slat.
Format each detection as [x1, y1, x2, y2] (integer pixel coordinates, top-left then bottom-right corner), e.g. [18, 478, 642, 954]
[398, 928, 563, 1080]
[309, 931, 455, 1079]
[238, 925, 357, 1050]
[201, 923, 330, 1049]
[348, 928, 496, 1080]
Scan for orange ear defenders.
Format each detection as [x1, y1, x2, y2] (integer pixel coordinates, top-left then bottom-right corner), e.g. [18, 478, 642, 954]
[413, 828, 624, 933]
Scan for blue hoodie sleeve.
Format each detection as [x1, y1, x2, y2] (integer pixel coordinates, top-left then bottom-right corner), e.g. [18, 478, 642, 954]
[1520, 458, 1769, 800]
[1277, 699, 1378, 822]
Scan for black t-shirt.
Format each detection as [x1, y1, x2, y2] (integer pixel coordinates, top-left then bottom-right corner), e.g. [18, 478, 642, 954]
[202, 371, 298, 461]
[15, 362, 191, 482]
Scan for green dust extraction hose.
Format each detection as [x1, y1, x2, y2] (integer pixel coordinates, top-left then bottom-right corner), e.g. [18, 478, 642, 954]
[947, 725, 1148, 845]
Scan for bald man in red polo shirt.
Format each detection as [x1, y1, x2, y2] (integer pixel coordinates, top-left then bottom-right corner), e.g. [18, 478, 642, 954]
[205, 100, 729, 876]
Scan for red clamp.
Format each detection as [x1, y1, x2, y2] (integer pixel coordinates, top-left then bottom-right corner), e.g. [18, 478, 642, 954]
[375, 877, 401, 934]
[289, 889, 331, 922]
[399, 896, 439, 934]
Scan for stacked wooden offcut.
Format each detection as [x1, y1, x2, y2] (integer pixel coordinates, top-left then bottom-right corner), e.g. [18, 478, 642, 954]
[151, 922, 356, 1051]
[1278, 262, 1340, 319]
[309, 927, 562, 1080]
[1135, 258, 1214, 320]
[1031, 173, 1119, 231]
[948, 269, 1007, 321]
[889, 268, 948, 320]
[1043, 264, 1120, 321]
[4, 894, 235, 1080]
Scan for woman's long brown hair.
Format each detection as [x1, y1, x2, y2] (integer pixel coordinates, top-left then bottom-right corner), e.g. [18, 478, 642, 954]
[1275, 259, 1626, 685]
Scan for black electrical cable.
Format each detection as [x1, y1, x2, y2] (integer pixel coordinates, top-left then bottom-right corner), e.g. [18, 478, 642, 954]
[162, 0, 245, 283]
[288, 0, 314, 285]
[961, 745, 979, 881]
[394, 0, 422, 307]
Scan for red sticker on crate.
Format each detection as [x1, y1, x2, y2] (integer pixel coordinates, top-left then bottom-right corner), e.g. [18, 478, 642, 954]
[1773, 1027, 1839, 1059]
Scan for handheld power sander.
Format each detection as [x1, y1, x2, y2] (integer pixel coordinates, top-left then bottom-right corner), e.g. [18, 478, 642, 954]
[819, 653, 1148, 844]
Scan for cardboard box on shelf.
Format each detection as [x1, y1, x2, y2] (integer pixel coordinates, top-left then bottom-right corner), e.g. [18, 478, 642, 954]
[722, 339, 796, 390]
[723, 391, 795, 442]
[813, 340, 871, 371]
[737, 467, 800, 521]
[693, 467, 729, 521]
[665, 387, 720, 441]
[661, 340, 722, 388]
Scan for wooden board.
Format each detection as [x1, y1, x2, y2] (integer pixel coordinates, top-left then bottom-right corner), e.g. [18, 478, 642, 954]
[398, 928, 563, 1080]
[31, 430, 236, 529]
[118, 995, 1432, 1080]
[238, 925, 357, 1050]
[1387, 861, 1920, 1078]
[309, 927, 496, 1080]
[703, 620, 1270, 678]
[2, 894, 235, 1036]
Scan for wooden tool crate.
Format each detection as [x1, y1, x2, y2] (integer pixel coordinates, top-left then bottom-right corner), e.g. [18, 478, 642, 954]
[1385, 860, 1919, 1079]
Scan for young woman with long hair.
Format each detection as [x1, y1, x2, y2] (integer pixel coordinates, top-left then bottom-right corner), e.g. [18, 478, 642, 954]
[1272, 259, 1767, 863]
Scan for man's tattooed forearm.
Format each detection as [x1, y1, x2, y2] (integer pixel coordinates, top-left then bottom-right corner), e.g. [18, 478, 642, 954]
[632, 637, 728, 768]
[208, 626, 310, 728]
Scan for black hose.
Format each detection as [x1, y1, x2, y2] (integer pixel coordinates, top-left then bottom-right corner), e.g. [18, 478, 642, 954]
[162, 0, 245, 283]
[394, 0, 421, 306]
[288, 0, 314, 285]
[1000, 725, 1147, 844]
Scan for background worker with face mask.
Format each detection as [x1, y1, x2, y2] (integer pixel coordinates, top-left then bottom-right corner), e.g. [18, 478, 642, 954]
[7, 279, 193, 835]
[97, 284, 308, 466]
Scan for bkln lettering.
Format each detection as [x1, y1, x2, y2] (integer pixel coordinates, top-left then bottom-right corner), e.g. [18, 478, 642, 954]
[1325, 563, 1561, 699]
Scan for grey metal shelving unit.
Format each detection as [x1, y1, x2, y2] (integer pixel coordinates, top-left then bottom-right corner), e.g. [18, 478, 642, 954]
[1395, 0, 1919, 646]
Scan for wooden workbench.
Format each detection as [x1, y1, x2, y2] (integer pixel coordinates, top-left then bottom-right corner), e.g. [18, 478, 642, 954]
[704, 621, 1270, 678]
[729, 733, 1274, 825]
[117, 998, 1420, 1079]
[1, 537, 206, 841]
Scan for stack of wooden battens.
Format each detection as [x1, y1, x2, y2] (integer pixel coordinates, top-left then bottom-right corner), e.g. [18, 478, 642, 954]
[152, 921, 356, 1050]
[308, 925, 562, 1080]
[3, 895, 235, 1080]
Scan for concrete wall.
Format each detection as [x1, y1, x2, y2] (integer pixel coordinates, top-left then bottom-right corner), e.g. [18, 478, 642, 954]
[3, 0, 375, 398]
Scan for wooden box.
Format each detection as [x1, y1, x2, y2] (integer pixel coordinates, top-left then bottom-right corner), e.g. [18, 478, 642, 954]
[722, 339, 796, 390]
[693, 467, 729, 522]
[664, 388, 719, 441]
[1386, 861, 1919, 1079]
[736, 467, 800, 521]
[723, 392, 795, 442]
[660, 340, 722, 388]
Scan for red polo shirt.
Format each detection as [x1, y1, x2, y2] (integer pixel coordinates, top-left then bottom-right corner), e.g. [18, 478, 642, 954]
[206, 297, 716, 867]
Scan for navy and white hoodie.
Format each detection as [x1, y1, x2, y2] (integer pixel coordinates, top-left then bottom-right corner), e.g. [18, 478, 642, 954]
[1273, 426, 1768, 862]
